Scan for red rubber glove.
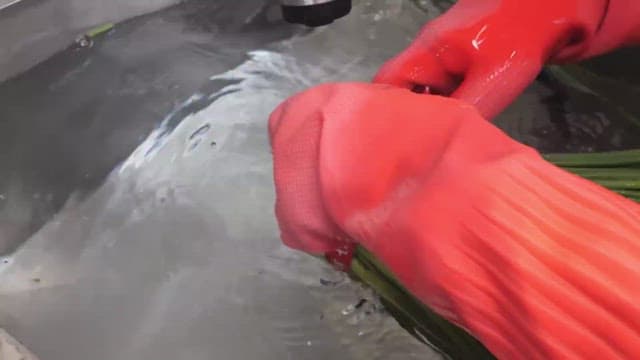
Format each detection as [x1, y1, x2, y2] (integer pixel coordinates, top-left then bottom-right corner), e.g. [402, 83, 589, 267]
[270, 82, 640, 359]
[374, 0, 640, 119]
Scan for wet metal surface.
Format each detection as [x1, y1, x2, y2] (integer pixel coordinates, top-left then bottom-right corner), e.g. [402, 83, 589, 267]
[0, 0, 180, 81]
[0, 0, 23, 11]
[0, 1, 439, 359]
[0, 0, 302, 255]
[0, 328, 39, 360]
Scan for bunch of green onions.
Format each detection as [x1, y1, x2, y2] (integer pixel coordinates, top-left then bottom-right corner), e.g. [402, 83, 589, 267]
[546, 150, 640, 202]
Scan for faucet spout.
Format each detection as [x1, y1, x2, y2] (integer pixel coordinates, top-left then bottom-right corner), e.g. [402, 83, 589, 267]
[280, 0, 351, 27]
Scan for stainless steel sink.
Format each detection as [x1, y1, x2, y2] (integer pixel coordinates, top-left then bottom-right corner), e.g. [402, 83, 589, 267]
[1, 1, 638, 359]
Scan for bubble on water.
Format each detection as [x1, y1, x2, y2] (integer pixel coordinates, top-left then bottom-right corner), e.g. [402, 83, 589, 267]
[0, 256, 12, 273]
[75, 35, 93, 49]
[341, 304, 356, 316]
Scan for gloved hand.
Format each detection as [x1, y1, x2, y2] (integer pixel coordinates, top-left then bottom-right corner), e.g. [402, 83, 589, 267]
[374, 0, 640, 119]
[269, 82, 640, 359]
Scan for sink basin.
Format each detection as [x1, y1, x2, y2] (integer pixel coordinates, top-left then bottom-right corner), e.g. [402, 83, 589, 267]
[1, 1, 639, 359]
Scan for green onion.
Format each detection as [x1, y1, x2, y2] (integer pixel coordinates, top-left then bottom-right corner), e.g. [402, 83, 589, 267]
[351, 247, 495, 360]
[544, 149, 640, 168]
[86, 23, 115, 38]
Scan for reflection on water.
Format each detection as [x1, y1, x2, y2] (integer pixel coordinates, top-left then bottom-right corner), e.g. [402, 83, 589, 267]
[0, 0, 639, 359]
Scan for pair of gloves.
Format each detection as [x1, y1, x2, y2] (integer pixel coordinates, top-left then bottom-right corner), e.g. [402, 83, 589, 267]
[269, 1, 640, 359]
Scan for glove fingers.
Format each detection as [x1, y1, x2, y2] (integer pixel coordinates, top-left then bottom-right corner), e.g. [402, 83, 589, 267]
[450, 54, 544, 119]
[373, 44, 463, 96]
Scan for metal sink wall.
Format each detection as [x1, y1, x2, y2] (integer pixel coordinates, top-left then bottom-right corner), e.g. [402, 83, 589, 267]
[0, 0, 179, 82]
